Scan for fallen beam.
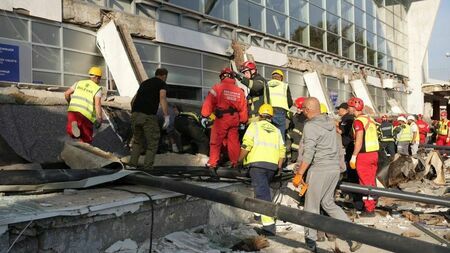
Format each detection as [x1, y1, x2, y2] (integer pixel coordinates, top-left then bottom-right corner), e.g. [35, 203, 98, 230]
[340, 182, 450, 207]
[124, 174, 448, 253]
[420, 144, 450, 150]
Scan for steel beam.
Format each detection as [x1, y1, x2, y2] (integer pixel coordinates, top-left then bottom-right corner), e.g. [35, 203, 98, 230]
[124, 174, 448, 253]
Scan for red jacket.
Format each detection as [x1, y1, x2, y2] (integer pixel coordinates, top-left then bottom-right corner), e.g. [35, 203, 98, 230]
[201, 78, 248, 123]
[416, 119, 429, 135]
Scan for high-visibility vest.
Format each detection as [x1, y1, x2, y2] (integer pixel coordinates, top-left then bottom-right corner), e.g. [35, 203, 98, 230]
[242, 120, 285, 170]
[410, 122, 420, 142]
[438, 120, 449, 135]
[268, 79, 289, 111]
[379, 122, 394, 142]
[68, 80, 101, 123]
[354, 115, 379, 152]
[397, 124, 412, 142]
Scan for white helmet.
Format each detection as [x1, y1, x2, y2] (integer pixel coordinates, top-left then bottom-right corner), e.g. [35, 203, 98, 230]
[407, 115, 416, 121]
[397, 116, 407, 123]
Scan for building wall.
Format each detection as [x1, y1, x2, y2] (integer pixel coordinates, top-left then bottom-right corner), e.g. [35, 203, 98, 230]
[0, 0, 61, 22]
[0, 0, 439, 114]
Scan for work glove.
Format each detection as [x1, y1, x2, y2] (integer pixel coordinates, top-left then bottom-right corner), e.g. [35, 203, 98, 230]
[239, 123, 246, 131]
[233, 71, 244, 81]
[349, 155, 357, 170]
[201, 117, 211, 128]
[162, 115, 170, 130]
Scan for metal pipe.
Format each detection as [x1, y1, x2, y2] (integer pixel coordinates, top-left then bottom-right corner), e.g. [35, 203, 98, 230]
[339, 182, 450, 207]
[124, 174, 448, 253]
[420, 144, 450, 150]
[412, 222, 449, 247]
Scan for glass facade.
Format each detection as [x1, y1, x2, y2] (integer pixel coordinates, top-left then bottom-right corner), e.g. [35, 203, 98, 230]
[0, 1, 411, 105]
[153, 0, 409, 76]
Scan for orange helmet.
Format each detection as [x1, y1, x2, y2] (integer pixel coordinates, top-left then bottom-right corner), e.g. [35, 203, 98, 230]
[295, 97, 306, 109]
[240, 61, 257, 73]
[347, 97, 364, 111]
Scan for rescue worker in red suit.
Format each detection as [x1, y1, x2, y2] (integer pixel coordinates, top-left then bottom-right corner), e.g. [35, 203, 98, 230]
[201, 68, 248, 172]
[416, 114, 430, 144]
[235, 61, 270, 123]
[348, 97, 380, 217]
[435, 111, 450, 146]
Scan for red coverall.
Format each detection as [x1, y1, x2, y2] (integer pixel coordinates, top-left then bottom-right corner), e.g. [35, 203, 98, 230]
[201, 77, 248, 167]
[416, 119, 429, 144]
[436, 120, 450, 146]
[353, 119, 378, 212]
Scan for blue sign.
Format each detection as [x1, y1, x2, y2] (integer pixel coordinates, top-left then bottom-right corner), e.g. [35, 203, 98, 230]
[0, 43, 20, 82]
[329, 92, 338, 107]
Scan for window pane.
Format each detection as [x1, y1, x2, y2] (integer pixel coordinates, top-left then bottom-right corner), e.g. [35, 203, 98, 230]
[167, 84, 202, 101]
[354, 0, 363, 9]
[32, 22, 60, 46]
[159, 11, 179, 25]
[367, 48, 376, 66]
[377, 53, 386, 69]
[355, 26, 365, 44]
[290, 19, 308, 45]
[342, 20, 354, 40]
[355, 44, 365, 62]
[310, 26, 324, 49]
[290, 84, 308, 98]
[64, 74, 86, 87]
[342, 39, 354, 59]
[367, 32, 376, 49]
[355, 8, 364, 28]
[377, 37, 386, 53]
[203, 70, 220, 87]
[135, 42, 158, 62]
[64, 50, 104, 74]
[162, 65, 201, 86]
[33, 46, 60, 71]
[309, 4, 324, 28]
[142, 62, 158, 78]
[166, 0, 201, 12]
[205, 0, 233, 21]
[366, 14, 375, 33]
[327, 33, 339, 55]
[267, 10, 286, 37]
[326, 0, 338, 14]
[341, 1, 353, 21]
[266, 0, 285, 13]
[110, 0, 132, 13]
[289, 0, 308, 23]
[161, 47, 201, 67]
[288, 70, 303, 85]
[0, 16, 28, 41]
[238, 0, 263, 31]
[377, 20, 385, 37]
[310, 0, 323, 8]
[366, 0, 375, 16]
[33, 71, 61, 85]
[326, 12, 339, 34]
[203, 55, 229, 71]
[182, 16, 200, 30]
[63, 29, 98, 53]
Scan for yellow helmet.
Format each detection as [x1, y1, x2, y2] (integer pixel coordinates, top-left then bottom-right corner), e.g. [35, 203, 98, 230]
[320, 103, 328, 114]
[88, 66, 102, 77]
[258, 104, 274, 117]
[271, 69, 284, 78]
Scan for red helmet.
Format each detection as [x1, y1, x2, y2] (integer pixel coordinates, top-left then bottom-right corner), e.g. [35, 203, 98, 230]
[417, 114, 423, 119]
[440, 111, 447, 117]
[219, 67, 234, 80]
[295, 97, 306, 109]
[240, 61, 257, 73]
[347, 97, 364, 111]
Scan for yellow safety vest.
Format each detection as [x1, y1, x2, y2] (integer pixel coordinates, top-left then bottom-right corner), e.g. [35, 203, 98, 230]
[410, 122, 420, 142]
[179, 112, 200, 123]
[438, 120, 449, 135]
[268, 79, 289, 111]
[397, 124, 412, 142]
[354, 115, 380, 152]
[242, 120, 286, 170]
[67, 80, 101, 123]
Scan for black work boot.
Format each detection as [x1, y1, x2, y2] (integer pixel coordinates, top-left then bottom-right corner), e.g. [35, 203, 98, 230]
[305, 238, 317, 253]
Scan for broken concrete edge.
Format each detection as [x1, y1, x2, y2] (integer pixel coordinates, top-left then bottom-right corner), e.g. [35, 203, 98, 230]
[62, 0, 155, 39]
